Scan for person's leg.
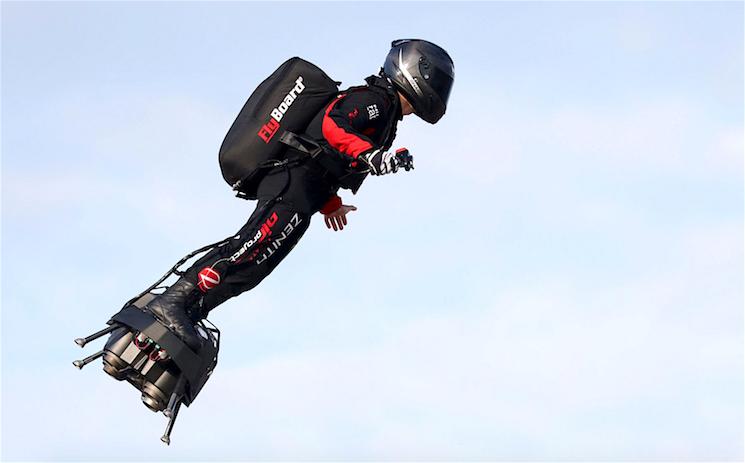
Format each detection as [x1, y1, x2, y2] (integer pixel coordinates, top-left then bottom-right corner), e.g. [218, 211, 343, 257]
[144, 161, 330, 348]
[194, 198, 311, 316]
[144, 277, 205, 351]
[188, 162, 333, 316]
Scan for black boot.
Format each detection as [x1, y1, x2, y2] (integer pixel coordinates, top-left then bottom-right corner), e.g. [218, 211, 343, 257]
[144, 278, 203, 351]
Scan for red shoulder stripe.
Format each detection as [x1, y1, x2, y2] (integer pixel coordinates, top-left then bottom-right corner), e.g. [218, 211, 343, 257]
[321, 96, 373, 159]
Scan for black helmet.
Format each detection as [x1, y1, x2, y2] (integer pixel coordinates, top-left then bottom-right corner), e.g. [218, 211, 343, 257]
[382, 39, 454, 124]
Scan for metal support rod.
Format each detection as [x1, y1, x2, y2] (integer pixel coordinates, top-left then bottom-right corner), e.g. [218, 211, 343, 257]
[75, 324, 120, 348]
[160, 399, 182, 445]
[72, 350, 105, 369]
[164, 374, 187, 418]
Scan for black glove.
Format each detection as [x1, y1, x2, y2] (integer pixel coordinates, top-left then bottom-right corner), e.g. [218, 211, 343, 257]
[359, 147, 414, 176]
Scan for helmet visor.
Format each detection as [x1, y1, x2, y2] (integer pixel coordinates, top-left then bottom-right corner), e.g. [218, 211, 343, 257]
[421, 63, 454, 108]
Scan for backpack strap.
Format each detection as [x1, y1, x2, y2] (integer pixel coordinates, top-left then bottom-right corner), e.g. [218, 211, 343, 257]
[278, 131, 350, 180]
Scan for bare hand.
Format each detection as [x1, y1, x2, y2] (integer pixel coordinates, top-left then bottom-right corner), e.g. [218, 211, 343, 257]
[324, 205, 357, 231]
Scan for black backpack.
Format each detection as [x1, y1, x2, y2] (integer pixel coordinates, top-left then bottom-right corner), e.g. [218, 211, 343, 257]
[218, 57, 339, 199]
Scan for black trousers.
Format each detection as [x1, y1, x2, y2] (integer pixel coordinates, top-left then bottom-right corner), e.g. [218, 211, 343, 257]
[184, 159, 336, 316]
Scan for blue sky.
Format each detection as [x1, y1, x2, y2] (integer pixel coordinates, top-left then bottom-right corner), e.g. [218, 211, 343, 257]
[2, 1, 743, 460]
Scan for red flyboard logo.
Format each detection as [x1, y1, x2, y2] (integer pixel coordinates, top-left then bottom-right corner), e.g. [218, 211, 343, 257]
[256, 75, 306, 144]
[258, 118, 280, 143]
[197, 267, 221, 292]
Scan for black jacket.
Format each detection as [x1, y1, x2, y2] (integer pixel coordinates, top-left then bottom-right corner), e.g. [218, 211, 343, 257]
[303, 74, 402, 201]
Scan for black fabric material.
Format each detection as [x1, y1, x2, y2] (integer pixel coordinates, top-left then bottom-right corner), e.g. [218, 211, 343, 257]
[279, 132, 350, 182]
[174, 75, 403, 317]
[302, 74, 402, 193]
[144, 278, 204, 351]
[184, 160, 335, 316]
[219, 57, 339, 199]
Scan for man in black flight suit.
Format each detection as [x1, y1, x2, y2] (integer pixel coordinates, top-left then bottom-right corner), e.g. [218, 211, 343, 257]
[144, 39, 455, 351]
